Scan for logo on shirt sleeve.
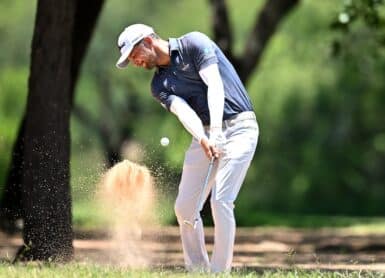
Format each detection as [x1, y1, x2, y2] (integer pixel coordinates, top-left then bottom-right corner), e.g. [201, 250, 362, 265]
[203, 46, 214, 55]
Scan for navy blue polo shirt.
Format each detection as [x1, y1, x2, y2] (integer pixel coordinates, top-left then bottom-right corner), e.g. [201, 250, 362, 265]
[151, 31, 253, 125]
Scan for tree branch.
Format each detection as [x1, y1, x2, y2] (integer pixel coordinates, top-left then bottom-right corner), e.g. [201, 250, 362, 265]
[239, 0, 300, 83]
[208, 0, 234, 60]
[70, 0, 105, 99]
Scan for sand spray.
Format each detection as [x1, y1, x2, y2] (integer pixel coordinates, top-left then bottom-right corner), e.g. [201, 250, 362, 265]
[96, 159, 158, 267]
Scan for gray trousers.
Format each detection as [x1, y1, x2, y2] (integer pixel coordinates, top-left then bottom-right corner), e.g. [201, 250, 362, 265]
[174, 111, 259, 272]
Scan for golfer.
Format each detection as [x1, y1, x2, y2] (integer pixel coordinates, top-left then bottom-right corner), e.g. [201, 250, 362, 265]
[116, 23, 259, 273]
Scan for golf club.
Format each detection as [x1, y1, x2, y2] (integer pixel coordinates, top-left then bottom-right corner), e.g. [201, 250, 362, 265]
[183, 156, 216, 229]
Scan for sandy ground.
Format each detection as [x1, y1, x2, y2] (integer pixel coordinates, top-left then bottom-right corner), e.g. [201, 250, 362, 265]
[1, 227, 385, 272]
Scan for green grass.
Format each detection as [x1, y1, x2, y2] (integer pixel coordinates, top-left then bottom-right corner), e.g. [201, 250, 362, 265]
[0, 263, 383, 278]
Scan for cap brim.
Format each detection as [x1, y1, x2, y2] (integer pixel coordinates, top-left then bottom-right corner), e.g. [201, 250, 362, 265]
[116, 47, 133, 69]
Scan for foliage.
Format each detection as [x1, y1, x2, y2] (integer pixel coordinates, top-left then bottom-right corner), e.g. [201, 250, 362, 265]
[331, 0, 385, 55]
[333, 0, 384, 29]
[239, 0, 385, 216]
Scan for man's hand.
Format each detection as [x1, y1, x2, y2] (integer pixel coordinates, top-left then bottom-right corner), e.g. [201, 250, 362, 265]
[209, 128, 226, 151]
[200, 137, 220, 159]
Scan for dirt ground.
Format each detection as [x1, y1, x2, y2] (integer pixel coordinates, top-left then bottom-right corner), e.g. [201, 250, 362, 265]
[1, 227, 385, 272]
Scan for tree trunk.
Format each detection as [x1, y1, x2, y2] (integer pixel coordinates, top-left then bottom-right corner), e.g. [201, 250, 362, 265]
[1, 0, 104, 252]
[14, 0, 77, 261]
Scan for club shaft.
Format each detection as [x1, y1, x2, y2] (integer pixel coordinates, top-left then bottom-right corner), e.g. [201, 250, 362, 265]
[183, 157, 216, 228]
[197, 156, 215, 212]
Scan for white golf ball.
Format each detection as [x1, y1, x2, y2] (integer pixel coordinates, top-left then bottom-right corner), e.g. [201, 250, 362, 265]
[160, 137, 170, 147]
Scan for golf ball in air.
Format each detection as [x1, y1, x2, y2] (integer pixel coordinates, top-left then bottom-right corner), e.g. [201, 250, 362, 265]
[160, 137, 170, 146]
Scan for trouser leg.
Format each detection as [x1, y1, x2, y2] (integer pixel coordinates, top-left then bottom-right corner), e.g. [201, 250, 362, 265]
[210, 121, 258, 273]
[174, 139, 215, 271]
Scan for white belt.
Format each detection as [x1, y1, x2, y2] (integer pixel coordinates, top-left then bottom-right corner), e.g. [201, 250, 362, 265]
[223, 111, 256, 127]
[204, 111, 256, 130]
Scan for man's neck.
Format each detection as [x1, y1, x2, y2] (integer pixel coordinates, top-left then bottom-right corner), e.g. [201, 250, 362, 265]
[156, 39, 171, 67]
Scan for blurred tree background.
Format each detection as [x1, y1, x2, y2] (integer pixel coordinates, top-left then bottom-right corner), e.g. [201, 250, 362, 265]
[0, 0, 384, 228]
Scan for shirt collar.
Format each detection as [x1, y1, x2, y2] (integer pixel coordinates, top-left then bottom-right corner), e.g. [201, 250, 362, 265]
[155, 38, 180, 73]
[168, 38, 180, 53]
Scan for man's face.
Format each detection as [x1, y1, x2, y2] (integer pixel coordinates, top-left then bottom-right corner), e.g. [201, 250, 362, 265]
[127, 40, 157, 70]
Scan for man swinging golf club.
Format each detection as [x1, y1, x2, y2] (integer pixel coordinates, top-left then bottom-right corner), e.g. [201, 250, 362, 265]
[115, 23, 259, 273]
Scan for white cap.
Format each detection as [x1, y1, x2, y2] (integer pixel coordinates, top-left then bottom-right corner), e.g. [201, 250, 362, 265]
[116, 23, 155, 69]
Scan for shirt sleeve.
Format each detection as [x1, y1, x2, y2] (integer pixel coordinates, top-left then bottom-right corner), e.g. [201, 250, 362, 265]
[199, 63, 224, 132]
[185, 32, 218, 71]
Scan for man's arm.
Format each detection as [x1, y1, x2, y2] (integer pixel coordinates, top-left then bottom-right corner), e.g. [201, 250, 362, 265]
[169, 95, 207, 143]
[198, 63, 225, 146]
[169, 95, 219, 158]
